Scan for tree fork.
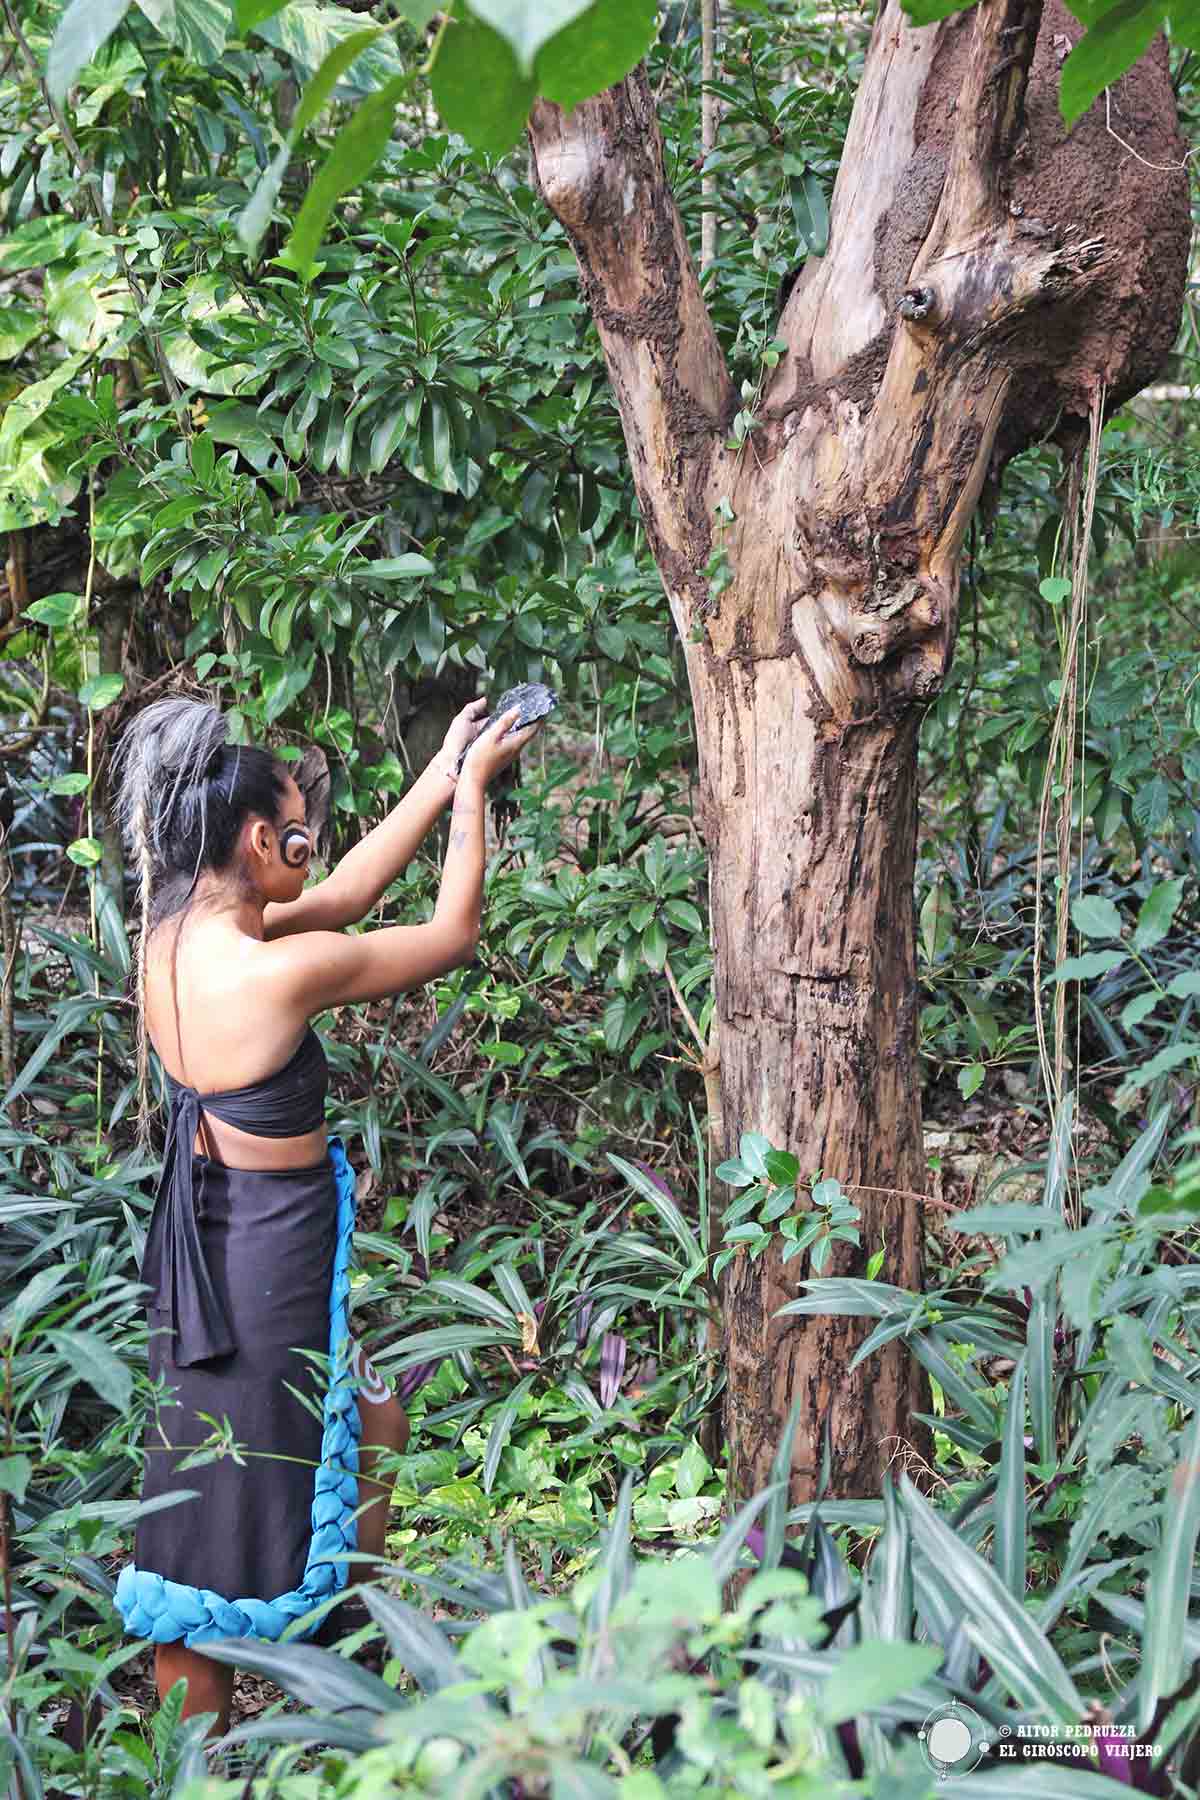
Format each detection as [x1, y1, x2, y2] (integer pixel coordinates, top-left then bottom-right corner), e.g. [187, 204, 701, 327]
[529, 0, 1189, 1505]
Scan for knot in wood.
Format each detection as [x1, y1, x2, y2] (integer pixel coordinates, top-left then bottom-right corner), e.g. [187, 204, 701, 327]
[898, 286, 935, 323]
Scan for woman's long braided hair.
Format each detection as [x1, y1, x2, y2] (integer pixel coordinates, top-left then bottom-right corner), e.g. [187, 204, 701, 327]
[108, 696, 288, 1149]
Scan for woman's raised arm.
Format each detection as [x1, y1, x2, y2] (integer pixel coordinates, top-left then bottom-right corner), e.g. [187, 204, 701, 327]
[267, 705, 538, 1003]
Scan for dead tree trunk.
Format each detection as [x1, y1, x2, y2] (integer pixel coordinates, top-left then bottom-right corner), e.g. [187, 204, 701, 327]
[529, 0, 1190, 1505]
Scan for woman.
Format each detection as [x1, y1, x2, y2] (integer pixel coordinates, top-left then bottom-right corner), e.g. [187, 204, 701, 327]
[108, 689, 540, 1732]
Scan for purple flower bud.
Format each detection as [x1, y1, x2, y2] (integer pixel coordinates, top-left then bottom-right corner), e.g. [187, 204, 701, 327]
[1093, 1733, 1134, 1785]
[599, 1332, 626, 1407]
[396, 1359, 439, 1402]
[631, 1159, 679, 1203]
[745, 1524, 765, 1562]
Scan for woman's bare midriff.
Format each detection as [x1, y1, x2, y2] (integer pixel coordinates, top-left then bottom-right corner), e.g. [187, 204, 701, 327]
[185, 1113, 329, 1170]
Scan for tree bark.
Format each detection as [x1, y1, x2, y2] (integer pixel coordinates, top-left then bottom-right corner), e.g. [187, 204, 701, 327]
[529, 0, 1189, 1505]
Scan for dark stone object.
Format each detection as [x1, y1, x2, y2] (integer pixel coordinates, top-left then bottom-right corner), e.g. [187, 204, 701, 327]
[455, 682, 558, 773]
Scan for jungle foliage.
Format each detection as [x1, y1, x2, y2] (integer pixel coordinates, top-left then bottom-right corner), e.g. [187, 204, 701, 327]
[1, 0, 1200, 1795]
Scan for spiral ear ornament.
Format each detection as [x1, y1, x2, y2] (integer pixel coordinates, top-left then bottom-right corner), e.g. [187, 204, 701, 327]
[279, 825, 312, 868]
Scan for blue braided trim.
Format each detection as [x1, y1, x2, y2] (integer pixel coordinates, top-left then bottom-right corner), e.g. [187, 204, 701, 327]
[115, 1135, 361, 1647]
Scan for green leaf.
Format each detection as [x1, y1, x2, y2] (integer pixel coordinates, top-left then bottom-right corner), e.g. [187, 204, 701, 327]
[357, 554, 434, 581]
[45, 1328, 133, 1413]
[482, 1373, 535, 1494]
[1121, 990, 1161, 1030]
[1132, 877, 1186, 952]
[470, 0, 593, 73]
[1070, 894, 1123, 940]
[641, 919, 667, 970]
[280, 75, 408, 278]
[47, 0, 132, 102]
[899, 1477, 1083, 1721]
[431, 7, 535, 157]
[170, 0, 233, 61]
[487, 1110, 530, 1189]
[236, 0, 288, 26]
[536, 0, 658, 109]
[25, 591, 80, 628]
[1138, 1409, 1200, 1733]
[78, 673, 125, 710]
[1039, 576, 1073, 605]
[1117, 1041, 1200, 1097]
[1060, 0, 1169, 128]
[958, 1062, 985, 1098]
[0, 301, 43, 361]
[294, 25, 388, 135]
[0, 1455, 33, 1503]
[66, 836, 104, 866]
[1048, 949, 1126, 981]
[995, 1355, 1027, 1599]
[606, 1151, 700, 1267]
[237, 141, 291, 257]
[788, 168, 829, 255]
[818, 1639, 943, 1724]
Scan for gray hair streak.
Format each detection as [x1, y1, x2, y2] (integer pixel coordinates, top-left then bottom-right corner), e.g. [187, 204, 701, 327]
[108, 696, 229, 1148]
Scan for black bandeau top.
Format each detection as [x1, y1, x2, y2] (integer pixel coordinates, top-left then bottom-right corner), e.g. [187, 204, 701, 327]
[144, 1026, 330, 1368]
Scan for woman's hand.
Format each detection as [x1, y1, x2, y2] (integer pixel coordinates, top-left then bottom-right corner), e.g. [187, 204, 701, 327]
[438, 697, 489, 775]
[460, 705, 542, 786]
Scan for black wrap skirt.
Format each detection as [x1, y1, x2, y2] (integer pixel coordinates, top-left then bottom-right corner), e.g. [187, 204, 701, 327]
[118, 1143, 361, 1640]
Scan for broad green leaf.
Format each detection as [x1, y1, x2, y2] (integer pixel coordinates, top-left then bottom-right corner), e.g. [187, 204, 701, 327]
[487, 1110, 530, 1189]
[25, 591, 80, 628]
[431, 7, 535, 157]
[238, 142, 291, 257]
[1060, 0, 1169, 127]
[356, 555, 434, 581]
[1048, 949, 1126, 981]
[958, 1062, 985, 1098]
[818, 1639, 943, 1724]
[236, 0, 288, 26]
[171, 0, 233, 60]
[280, 76, 408, 278]
[1070, 893, 1123, 940]
[79, 672, 125, 710]
[1117, 1041, 1200, 1097]
[900, 1478, 1082, 1721]
[482, 1373, 535, 1494]
[0, 1455, 33, 1503]
[0, 218, 90, 273]
[1138, 1408, 1200, 1732]
[47, 0, 132, 102]
[67, 836, 104, 866]
[45, 1328, 133, 1413]
[0, 302, 43, 361]
[293, 25, 389, 135]
[536, 0, 659, 109]
[254, 0, 405, 90]
[1132, 876, 1186, 951]
[1121, 989, 1161, 1029]
[470, 0, 593, 73]
[788, 168, 829, 255]
[606, 1152, 700, 1266]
